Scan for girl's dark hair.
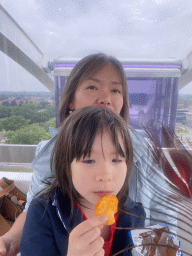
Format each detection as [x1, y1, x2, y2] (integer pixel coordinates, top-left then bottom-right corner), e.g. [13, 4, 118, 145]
[40, 106, 133, 222]
[59, 53, 129, 124]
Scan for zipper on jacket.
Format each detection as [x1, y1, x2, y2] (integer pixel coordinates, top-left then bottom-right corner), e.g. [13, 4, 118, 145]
[52, 199, 69, 233]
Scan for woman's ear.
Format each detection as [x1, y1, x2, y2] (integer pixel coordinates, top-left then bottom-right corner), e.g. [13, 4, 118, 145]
[69, 102, 74, 111]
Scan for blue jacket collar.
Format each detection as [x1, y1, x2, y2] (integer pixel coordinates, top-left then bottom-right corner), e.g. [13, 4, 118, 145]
[51, 188, 144, 234]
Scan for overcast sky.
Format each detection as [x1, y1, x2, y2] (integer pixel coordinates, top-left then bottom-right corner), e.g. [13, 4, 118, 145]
[0, 0, 192, 94]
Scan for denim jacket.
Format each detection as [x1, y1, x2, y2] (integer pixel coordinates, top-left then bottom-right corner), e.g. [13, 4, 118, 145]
[21, 188, 145, 256]
[25, 126, 178, 235]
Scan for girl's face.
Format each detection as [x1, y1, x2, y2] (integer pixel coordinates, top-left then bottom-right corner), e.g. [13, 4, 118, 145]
[71, 130, 127, 216]
[69, 64, 124, 115]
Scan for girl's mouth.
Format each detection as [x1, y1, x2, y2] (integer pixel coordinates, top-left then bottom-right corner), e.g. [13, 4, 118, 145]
[93, 191, 113, 197]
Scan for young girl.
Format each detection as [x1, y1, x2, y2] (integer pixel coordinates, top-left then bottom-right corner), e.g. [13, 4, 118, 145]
[20, 106, 146, 256]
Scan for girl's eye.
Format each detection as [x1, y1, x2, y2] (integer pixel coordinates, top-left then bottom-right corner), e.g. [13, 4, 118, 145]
[112, 159, 123, 163]
[87, 85, 97, 90]
[83, 159, 95, 164]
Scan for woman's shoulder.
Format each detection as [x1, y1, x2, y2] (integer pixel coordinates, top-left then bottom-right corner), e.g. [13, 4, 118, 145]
[35, 140, 51, 156]
[36, 128, 59, 154]
[32, 129, 59, 165]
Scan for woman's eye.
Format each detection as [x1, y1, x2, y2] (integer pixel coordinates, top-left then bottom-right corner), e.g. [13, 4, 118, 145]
[112, 159, 123, 163]
[112, 89, 121, 93]
[83, 159, 95, 164]
[87, 85, 97, 90]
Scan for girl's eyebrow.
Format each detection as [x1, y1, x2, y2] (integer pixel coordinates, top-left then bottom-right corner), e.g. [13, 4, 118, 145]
[89, 150, 125, 156]
[87, 78, 122, 86]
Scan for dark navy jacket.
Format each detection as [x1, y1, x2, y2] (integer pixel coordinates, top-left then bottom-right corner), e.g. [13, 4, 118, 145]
[20, 188, 146, 256]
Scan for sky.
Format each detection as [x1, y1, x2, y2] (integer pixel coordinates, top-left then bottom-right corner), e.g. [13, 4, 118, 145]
[0, 0, 192, 94]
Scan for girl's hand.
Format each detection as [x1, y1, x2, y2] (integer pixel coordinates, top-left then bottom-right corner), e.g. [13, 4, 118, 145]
[67, 215, 108, 256]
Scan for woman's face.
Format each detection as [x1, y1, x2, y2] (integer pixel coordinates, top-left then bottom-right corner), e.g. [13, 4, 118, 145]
[69, 64, 124, 115]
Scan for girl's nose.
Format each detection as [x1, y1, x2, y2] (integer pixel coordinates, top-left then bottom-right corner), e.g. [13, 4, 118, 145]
[96, 174, 112, 182]
[96, 165, 113, 182]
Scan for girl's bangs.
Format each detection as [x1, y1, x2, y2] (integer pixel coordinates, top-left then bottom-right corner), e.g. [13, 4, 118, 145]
[73, 118, 127, 161]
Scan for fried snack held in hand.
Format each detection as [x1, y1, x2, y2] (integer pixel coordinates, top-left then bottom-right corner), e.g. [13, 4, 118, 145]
[95, 195, 118, 225]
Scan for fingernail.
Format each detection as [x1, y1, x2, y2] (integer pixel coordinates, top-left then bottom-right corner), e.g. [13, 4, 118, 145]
[99, 215, 108, 222]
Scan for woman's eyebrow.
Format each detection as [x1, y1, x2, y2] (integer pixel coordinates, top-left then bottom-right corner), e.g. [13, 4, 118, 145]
[87, 78, 122, 86]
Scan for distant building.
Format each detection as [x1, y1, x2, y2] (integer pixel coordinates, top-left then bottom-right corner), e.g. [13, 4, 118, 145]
[177, 103, 184, 109]
[176, 109, 189, 123]
[186, 112, 192, 127]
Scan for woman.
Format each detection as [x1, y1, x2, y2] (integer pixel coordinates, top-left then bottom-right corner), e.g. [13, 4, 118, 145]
[0, 53, 177, 255]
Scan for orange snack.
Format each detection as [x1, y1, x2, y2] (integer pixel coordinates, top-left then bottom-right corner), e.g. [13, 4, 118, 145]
[95, 195, 118, 225]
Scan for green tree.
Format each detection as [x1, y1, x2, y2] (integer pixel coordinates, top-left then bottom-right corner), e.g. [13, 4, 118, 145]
[42, 118, 56, 132]
[36, 103, 43, 110]
[10, 106, 23, 117]
[10, 100, 17, 107]
[6, 124, 52, 145]
[30, 111, 50, 124]
[11, 104, 38, 120]
[19, 100, 24, 106]
[2, 101, 9, 106]
[0, 116, 28, 131]
[40, 101, 49, 108]
[0, 105, 11, 118]
[45, 104, 55, 119]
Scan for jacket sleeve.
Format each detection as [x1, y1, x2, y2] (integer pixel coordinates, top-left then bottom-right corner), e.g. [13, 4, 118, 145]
[20, 198, 59, 256]
[23, 137, 56, 212]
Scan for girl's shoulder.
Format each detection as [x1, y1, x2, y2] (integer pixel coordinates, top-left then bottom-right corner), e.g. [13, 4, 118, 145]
[32, 133, 59, 166]
[29, 193, 52, 209]
[123, 197, 146, 228]
[118, 198, 145, 229]
[125, 197, 146, 216]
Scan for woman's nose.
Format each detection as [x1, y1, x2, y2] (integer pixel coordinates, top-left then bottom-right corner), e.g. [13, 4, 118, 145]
[97, 89, 112, 106]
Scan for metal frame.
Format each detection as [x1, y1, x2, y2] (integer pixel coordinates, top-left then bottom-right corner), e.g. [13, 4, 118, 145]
[1, 4, 192, 91]
[51, 58, 182, 78]
[0, 5, 54, 93]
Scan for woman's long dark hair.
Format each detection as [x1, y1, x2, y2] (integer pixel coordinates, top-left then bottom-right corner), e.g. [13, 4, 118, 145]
[37, 106, 133, 223]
